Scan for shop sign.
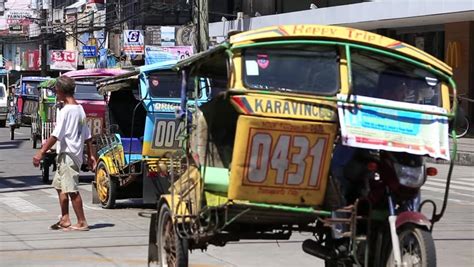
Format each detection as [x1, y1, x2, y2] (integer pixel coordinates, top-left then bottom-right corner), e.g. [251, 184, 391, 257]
[82, 45, 97, 57]
[50, 50, 77, 71]
[84, 57, 97, 69]
[446, 41, 460, 68]
[144, 45, 193, 65]
[23, 50, 40, 71]
[161, 26, 175, 46]
[123, 30, 144, 55]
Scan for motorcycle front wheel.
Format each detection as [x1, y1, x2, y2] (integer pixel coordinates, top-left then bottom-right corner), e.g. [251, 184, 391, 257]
[386, 225, 436, 267]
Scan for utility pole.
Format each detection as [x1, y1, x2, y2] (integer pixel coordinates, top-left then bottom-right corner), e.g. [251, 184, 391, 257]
[40, 7, 48, 77]
[193, 0, 208, 52]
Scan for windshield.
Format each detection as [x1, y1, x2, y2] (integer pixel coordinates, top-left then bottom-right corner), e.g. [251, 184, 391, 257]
[351, 49, 442, 106]
[75, 83, 103, 101]
[243, 45, 340, 95]
[148, 72, 196, 98]
[22, 81, 40, 96]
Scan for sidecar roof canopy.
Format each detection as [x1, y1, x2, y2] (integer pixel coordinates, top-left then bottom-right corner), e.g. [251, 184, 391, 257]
[229, 24, 452, 75]
[173, 44, 228, 78]
[96, 60, 179, 95]
[38, 78, 57, 89]
[176, 24, 452, 77]
[96, 73, 139, 95]
[63, 68, 130, 80]
[21, 76, 50, 82]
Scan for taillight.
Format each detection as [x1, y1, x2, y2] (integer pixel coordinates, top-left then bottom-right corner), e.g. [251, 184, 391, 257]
[426, 167, 438, 176]
[367, 162, 378, 172]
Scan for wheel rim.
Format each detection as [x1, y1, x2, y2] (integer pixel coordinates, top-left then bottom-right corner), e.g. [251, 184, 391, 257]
[399, 231, 423, 267]
[96, 167, 109, 203]
[160, 211, 176, 267]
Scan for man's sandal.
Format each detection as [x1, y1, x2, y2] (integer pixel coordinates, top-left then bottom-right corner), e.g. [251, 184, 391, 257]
[49, 221, 70, 230]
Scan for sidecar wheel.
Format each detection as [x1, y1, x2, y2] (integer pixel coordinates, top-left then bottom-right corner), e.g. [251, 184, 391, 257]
[157, 202, 188, 267]
[95, 161, 117, 209]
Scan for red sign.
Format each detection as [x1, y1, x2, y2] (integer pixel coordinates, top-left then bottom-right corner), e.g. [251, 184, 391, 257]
[26, 50, 40, 71]
[50, 50, 78, 71]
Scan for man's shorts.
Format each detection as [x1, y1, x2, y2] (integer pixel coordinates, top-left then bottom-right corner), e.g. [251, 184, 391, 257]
[52, 153, 80, 193]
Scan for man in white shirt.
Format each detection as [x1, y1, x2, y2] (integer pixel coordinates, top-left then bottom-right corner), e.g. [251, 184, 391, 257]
[33, 76, 97, 231]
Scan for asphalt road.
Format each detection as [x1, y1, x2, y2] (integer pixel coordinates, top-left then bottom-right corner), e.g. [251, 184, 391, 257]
[0, 126, 473, 267]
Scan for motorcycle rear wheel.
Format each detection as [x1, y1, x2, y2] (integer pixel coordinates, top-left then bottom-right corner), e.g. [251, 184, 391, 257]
[386, 225, 436, 267]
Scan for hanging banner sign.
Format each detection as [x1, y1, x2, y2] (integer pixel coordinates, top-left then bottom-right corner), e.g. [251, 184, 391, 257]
[337, 94, 450, 160]
[24, 50, 40, 71]
[123, 30, 144, 55]
[50, 50, 78, 71]
[144, 45, 193, 65]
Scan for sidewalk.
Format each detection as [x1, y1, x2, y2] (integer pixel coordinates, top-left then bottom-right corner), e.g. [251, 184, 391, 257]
[451, 136, 474, 166]
[429, 135, 474, 166]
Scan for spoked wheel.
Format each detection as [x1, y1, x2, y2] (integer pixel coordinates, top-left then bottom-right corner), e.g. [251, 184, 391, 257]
[386, 225, 436, 267]
[157, 203, 188, 267]
[95, 161, 117, 209]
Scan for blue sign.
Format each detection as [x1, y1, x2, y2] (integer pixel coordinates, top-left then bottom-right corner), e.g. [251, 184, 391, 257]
[83, 46, 98, 57]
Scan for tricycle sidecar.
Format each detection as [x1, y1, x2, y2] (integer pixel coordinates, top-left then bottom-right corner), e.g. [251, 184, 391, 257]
[93, 61, 209, 209]
[149, 25, 457, 267]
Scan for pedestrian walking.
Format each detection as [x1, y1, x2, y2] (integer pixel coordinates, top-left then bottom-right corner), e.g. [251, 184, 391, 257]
[32, 75, 97, 231]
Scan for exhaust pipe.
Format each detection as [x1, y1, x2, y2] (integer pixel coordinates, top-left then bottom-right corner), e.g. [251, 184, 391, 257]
[302, 239, 338, 261]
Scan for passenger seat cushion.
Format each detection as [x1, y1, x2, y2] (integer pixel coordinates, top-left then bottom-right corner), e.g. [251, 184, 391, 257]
[120, 137, 143, 154]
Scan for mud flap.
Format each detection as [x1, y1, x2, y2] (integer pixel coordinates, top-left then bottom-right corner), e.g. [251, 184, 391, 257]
[148, 212, 158, 265]
[92, 181, 99, 204]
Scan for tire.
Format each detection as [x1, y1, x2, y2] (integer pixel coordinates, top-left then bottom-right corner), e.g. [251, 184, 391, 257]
[10, 127, 14, 140]
[0, 120, 5, 127]
[95, 161, 117, 209]
[32, 135, 38, 149]
[386, 225, 436, 267]
[42, 163, 50, 184]
[157, 202, 189, 267]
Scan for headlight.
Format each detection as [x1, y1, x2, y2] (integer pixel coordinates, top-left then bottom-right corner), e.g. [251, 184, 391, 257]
[394, 163, 425, 188]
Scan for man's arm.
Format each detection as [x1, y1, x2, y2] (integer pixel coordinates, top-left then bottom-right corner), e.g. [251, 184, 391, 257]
[32, 136, 57, 167]
[86, 138, 97, 171]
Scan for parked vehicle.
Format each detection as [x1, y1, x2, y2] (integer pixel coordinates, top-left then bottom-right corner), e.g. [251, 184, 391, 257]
[63, 68, 130, 142]
[35, 79, 58, 183]
[0, 68, 8, 127]
[93, 60, 209, 209]
[146, 25, 457, 267]
[36, 69, 129, 183]
[8, 76, 50, 140]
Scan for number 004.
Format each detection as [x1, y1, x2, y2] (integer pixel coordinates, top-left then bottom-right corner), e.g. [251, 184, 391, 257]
[153, 120, 185, 148]
[248, 133, 326, 187]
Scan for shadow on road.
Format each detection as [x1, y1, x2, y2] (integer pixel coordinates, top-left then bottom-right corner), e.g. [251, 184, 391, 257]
[0, 140, 26, 149]
[89, 223, 115, 230]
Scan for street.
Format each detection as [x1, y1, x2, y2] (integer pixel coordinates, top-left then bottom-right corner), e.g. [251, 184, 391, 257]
[0, 126, 473, 267]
